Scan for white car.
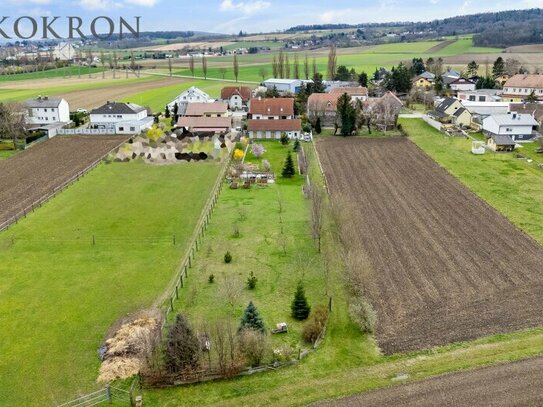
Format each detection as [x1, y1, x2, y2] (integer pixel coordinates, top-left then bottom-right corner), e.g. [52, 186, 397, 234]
[303, 133, 312, 142]
[76, 108, 88, 114]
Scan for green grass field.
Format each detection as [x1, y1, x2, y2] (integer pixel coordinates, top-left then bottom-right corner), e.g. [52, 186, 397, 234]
[400, 119, 543, 244]
[0, 159, 222, 406]
[0, 66, 106, 82]
[144, 135, 543, 406]
[163, 141, 330, 353]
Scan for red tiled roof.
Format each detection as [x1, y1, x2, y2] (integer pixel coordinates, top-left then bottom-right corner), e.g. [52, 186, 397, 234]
[185, 102, 228, 116]
[247, 119, 301, 131]
[177, 116, 231, 129]
[249, 98, 294, 116]
[221, 86, 252, 101]
[329, 86, 368, 96]
[307, 93, 338, 112]
[504, 74, 543, 88]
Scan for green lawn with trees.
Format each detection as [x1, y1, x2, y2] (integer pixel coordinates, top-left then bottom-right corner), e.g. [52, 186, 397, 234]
[0, 159, 222, 406]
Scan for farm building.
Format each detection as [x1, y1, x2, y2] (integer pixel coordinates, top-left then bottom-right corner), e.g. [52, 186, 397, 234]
[25, 96, 70, 125]
[502, 74, 543, 102]
[176, 116, 232, 133]
[246, 119, 302, 139]
[482, 112, 538, 142]
[307, 93, 338, 126]
[248, 97, 295, 119]
[329, 86, 369, 102]
[220, 86, 252, 110]
[52, 42, 76, 61]
[487, 134, 516, 152]
[262, 79, 303, 95]
[184, 102, 228, 117]
[89, 102, 153, 135]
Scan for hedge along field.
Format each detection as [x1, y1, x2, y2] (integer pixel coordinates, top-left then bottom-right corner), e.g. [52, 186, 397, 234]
[0, 66, 106, 82]
[0, 159, 222, 406]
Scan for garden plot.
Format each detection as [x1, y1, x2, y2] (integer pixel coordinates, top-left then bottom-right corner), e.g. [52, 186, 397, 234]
[317, 136, 543, 354]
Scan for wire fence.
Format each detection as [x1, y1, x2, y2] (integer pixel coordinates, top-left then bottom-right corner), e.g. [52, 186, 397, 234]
[0, 138, 129, 233]
[57, 384, 133, 407]
[155, 153, 232, 320]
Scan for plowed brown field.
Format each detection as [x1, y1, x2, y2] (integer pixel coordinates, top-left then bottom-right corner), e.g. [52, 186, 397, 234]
[0, 136, 127, 227]
[317, 137, 543, 354]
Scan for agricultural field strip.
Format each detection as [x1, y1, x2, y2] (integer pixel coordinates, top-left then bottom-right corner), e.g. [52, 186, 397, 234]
[317, 137, 543, 354]
[0, 136, 127, 228]
[318, 356, 543, 406]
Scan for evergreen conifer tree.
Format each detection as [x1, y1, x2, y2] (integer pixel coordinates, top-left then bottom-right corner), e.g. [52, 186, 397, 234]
[281, 150, 295, 178]
[315, 117, 322, 134]
[291, 282, 311, 320]
[164, 314, 200, 373]
[239, 301, 266, 333]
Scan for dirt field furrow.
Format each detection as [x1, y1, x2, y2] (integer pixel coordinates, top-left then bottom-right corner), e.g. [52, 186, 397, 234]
[317, 137, 543, 353]
[0, 136, 127, 228]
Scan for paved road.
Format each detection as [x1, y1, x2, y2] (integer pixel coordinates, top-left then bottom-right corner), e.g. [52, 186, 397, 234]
[316, 357, 543, 407]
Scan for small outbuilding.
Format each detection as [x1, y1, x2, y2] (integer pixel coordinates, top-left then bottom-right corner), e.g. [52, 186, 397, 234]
[487, 134, 516, 152]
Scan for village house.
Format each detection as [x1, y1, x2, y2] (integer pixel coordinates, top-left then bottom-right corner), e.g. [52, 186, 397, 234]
[412, 71, 435, 90]
[220, 86, 252, 110]
[502, 74, 543, 102]
[329, 86, 369, 102]
[167, 86, 212, 114]
[176, 116, 232, 133]
[25, 96, 70, 125]
[307, 93, 338, 126]
[449, 78, 476, 92]
[495, 74, 510, 87]
[247, 97, 301, 139]
[510, 102, 543, 127]
[429, 97, 472, 126]
[482, 112, 538, 142]
[89, 102, 153, 135]
[184, 102, 228, 117]
[52, 42, 76, 61]
[457, 89, 502, 102]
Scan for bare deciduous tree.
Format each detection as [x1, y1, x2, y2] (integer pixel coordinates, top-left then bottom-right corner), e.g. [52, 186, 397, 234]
[219, 278, 242, 310]
[0, 102, 26, 147]
[303, 53, 310, 79]
[202, 56, 208, 80]
[258, 67, 268, 81]
[189, 55, 195, 77]
[218, 67, 228, 79]
[233, 54, 239, 82]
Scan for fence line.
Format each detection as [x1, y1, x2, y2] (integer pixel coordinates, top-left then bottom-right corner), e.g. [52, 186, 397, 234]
[155, 153, 232, 319]
[311, 139, 329, 194]
[0, 138, 129, 233]
[57, 385, 132, 407]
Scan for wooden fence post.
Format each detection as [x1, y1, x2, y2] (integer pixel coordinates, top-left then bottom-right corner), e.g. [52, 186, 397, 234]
[180, 274, 184, 288]
[175, 284, 179, 299]
[170, 297, 174, 312]
[106, 385, 112, 403]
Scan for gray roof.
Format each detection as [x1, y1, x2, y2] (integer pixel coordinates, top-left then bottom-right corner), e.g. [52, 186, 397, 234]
[490, 134, 515, 145]
[25, 97, 63, 108]
[91, 102, 146, 115]
[453, 107, 467, 117]
[436, 97, 458, 112]
[419, 71, 435, 80]
[486, 113, 538, 126]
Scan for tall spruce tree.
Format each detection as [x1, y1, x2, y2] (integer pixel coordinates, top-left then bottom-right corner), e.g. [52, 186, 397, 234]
[164, 314, 200, 373]
[291, 282, 311, 320]
[315, 117, 322, 134]
[239, 301, 266, 333]
[336, 93, 357, 136]
[281, 150, 295, 178]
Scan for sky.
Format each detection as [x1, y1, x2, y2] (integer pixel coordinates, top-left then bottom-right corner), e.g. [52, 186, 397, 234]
[1, 0, 543, 36]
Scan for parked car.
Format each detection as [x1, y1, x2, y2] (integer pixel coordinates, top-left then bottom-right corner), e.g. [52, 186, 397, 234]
[76, 108, 88, 114]
[303, 133, 312, 142]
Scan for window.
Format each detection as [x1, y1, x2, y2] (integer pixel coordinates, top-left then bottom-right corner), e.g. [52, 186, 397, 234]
[118, 126, 124, 131]
[506, 127, 512, 132]
[44, 108, 47, 112]
[469, 95, 476, 101]
[117, 115, 122, 118]
[130, 127, 136, 131]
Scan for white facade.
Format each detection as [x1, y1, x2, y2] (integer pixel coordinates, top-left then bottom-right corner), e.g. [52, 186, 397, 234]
[53, 42, 76, 61]
[90, 109, 147, 125]
[450, 82, 476, 91]
[248, 130, 301, 139]
[228, 95, 243, 110]
[90, 102, 152, 135]
[168, 86, 212, 109]
[482, 112, 538, 141]
[26, 98, 70, 125]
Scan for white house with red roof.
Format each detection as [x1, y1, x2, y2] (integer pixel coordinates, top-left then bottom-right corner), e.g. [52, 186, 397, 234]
[247, 97, 301, 139]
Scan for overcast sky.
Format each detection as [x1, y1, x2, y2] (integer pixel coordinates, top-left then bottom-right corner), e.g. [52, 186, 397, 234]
[1, 0, 542, 35]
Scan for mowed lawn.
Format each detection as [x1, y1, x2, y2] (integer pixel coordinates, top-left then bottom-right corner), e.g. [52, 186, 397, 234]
[0, 160, 221, 406]
[400, 119, 543, 244]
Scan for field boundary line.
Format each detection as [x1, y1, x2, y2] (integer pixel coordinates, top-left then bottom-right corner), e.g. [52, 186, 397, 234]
[153, 153, 232, 315]
[312, 138, 329, 194]
[0, 136, 129, 233]
[140, 70, 260, 84]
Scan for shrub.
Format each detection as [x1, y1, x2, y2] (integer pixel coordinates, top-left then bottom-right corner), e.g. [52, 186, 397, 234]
[251, 143, 266, 158]
[302, 304, 329, 344]
[232, 223, 240, 238]
[239, 301, 266, 333]
[164, 314, 200, 373]
[280, 133, 289, 145]
[261, 159, 272, 172]
[293, 139, 300, 152]
[224, 251, 232, 263]
[208, 274, 215, 283]
[246, 271, 257, 290]
[348, 298, 376, 333]
[238, 328, 269, 367]
[233, 148, 244, 161]
[291, 282, 311, 320]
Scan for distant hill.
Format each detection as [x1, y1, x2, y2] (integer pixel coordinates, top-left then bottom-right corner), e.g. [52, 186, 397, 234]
[286, 9, 543, 48]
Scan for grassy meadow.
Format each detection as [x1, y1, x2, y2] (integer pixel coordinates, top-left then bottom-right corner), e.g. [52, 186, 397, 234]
[0, 159, 222, 406]
[400, 118, 543, 244]
[0, 66, 106, 82]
